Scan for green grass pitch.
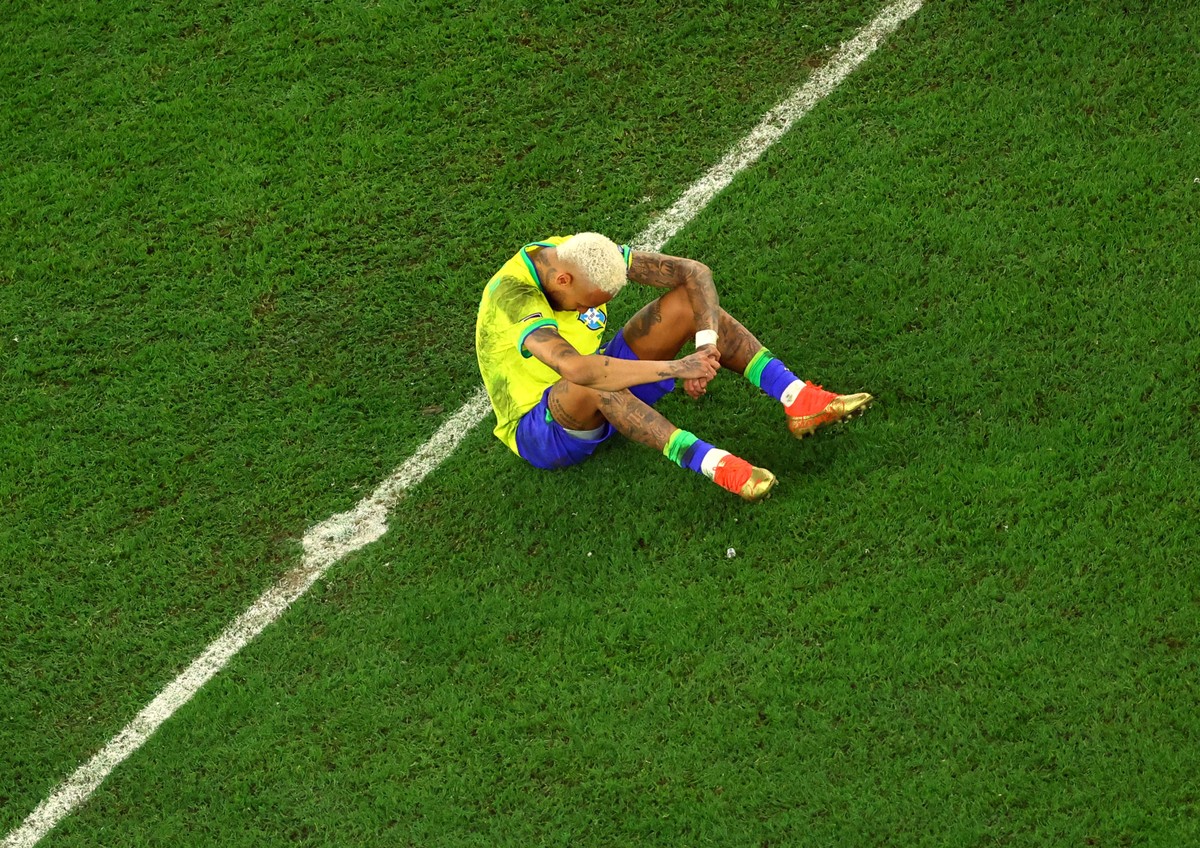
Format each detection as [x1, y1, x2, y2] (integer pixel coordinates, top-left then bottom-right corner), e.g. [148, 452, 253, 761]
[3, 1, 1199, 845]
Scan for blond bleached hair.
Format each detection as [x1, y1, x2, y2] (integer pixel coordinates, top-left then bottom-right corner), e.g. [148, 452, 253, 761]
[557, 232, 628, 296]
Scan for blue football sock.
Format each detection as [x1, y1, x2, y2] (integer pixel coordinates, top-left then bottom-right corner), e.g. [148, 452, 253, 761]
[663, 429, 716, 475]
[745, 349, 801, 404]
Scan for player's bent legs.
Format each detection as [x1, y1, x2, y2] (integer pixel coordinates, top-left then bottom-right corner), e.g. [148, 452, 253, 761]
[540, 379, 774, 501]
[512, 359, 678, 470]
[544, 379, 674, 452]
[514, 383, 615, 470]
[622, 286, 873, 437]
[620, 285, 768, 375]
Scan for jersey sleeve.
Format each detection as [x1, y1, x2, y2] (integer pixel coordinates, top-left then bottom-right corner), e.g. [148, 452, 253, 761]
[488, 275, 558, 358]
[620, 244, 634, 270]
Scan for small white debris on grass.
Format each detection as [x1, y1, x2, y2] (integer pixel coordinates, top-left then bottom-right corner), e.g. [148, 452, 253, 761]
[726, 547, 736, 558]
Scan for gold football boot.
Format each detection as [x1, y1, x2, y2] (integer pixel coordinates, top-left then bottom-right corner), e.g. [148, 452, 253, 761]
[714, 456, 777, 502]
[786, 383, 874, 439]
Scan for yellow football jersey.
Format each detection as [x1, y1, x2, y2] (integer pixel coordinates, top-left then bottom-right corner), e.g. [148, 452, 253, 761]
[475, 236, 632, 454]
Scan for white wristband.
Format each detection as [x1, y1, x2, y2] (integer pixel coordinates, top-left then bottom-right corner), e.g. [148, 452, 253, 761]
[695, 329, 719, 349]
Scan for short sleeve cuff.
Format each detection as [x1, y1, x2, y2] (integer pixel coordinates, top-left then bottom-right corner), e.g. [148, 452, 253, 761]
[518, 318, 559, 358]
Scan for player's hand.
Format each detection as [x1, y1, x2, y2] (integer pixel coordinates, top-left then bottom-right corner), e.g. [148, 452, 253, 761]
[672, 347, 715, 383]
[683, 377, 709, 399]
[684, 344, 721, 398]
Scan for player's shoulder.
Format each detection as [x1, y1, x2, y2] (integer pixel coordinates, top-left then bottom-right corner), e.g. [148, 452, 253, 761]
[486, 271, 534, 297]
[484, 273, 551, 323]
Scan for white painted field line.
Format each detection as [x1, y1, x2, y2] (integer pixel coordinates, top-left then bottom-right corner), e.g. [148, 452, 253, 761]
[638, 0, 924, 253]
[3, 3, 922, 845]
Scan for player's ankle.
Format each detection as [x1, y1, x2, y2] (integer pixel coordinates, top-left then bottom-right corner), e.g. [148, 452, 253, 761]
[712, 455, 753, 493]
[785, 381, 834, 417]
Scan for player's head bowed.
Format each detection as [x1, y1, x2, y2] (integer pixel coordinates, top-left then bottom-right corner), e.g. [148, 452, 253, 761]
[557, 232, 627, 297]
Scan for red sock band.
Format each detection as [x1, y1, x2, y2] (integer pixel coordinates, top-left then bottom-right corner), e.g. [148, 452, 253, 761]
[785, 382, 835, 417]
[713, 456, 753, 493]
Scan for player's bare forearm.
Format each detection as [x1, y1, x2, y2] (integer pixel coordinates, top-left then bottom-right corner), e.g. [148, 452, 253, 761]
[572, 352, 718, 392]
[681, 260, 721, 337]
[524, 326, 718, 392]
[581, 355, 674, 390]
[628, 251, 721, 336]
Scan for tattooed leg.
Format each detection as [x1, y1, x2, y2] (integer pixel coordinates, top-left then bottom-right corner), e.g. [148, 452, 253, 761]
[600, 387, 777, 502]
[545, 373, 775, 500]
[621, 289, 689, 361]
[546, 379, 606, 431]
[623, 286, 767, 375]
[546, 379, 676, 450]
[596, 389, 677, 451]
[713, 310, 765, 375]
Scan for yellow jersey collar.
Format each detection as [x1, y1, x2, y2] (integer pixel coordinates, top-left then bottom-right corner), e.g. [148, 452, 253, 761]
[520, 241, 557, 294]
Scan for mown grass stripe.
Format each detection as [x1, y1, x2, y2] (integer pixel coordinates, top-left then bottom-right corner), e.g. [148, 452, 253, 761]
[3, 3, 922, 844]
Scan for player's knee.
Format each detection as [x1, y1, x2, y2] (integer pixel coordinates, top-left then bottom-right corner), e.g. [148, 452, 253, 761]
[553, 379, 589, 403]
[568, 381, 603, 404]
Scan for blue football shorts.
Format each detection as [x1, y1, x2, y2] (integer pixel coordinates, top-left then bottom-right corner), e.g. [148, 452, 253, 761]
[514, 329, 675, 469]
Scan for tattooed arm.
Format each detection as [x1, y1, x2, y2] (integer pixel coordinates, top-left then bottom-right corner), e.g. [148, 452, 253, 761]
[627, 251, 722, 399]
[524, 327, 718, 391]
[627, 251, 721, 345]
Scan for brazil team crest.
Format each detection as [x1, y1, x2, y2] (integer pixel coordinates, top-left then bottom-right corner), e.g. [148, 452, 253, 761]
[578, 307, 606, 331]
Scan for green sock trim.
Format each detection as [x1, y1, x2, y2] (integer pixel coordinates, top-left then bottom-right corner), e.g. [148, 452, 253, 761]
[745, 348, 774, 389]
[663, 429, 699, 467]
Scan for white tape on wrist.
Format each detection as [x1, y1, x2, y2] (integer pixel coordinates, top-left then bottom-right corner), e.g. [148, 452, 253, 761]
[695, 329, 718, 349]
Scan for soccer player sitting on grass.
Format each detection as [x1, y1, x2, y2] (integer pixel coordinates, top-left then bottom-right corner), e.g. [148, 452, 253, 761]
[475, 233, 872, 501]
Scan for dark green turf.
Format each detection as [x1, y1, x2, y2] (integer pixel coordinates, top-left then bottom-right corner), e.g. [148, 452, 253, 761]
[5, 0, 1200, 845]
[0, 0, 883, 834]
